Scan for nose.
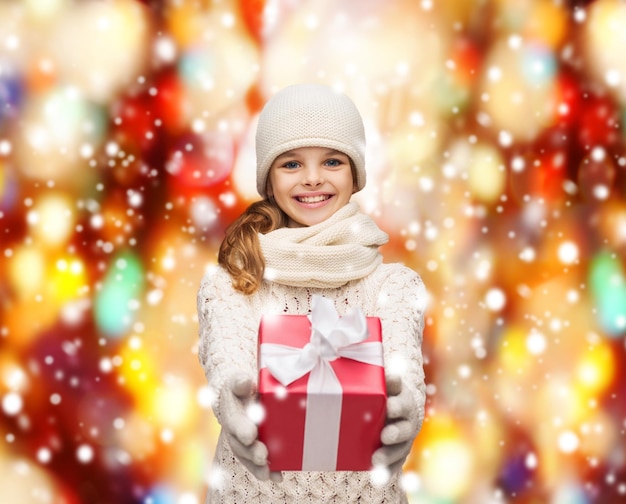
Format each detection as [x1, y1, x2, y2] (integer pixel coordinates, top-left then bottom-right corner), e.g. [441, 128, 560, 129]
[302, 165, 324, 187]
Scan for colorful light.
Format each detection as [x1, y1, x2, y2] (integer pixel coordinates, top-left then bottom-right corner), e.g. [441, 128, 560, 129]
[596, 199, 626, 248]
[47, 0, 152, 103]
[524, 0, 568, 49]
[0, 158, 20, 213]
[47, 254, 88, 302]
[175, 10, 259, 121]
[589, 250, 626, 337]
[15, 86, 107, 184]
[520, 42, 558, 88]
[497, 326, 535, 375]
[584, 0, 626, 104]
[477, 37, 558, 141]
[577, 150, 617, 202]
[165, 131, 235, 192]
[94, 251, 145, 338]
[574, 341, 616, 396]
[28, 193, 75, 247]
[418, 420, 474, 500]
[552, 480, 590, 504]
[23, 0, 69, 19]
[0, 452, 67, 504]
[148, 378, 197, 429]
[8, 246, 45, 299]
[0, 73, 23, 125]
[466, 143, 506, 203]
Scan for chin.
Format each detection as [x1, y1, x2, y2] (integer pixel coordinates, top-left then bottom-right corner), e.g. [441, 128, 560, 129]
[285, 200, 347, 227]
[288, 214, 328, 228]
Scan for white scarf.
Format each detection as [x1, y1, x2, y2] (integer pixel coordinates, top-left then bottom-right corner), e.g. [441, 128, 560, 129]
[259, 202, 389, 288]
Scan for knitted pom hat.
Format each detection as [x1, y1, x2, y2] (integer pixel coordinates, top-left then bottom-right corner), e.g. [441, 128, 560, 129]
[255, 83, 366, 198]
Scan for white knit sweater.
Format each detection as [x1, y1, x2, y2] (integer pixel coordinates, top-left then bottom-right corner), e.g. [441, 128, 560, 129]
[197, 262, 426, 504]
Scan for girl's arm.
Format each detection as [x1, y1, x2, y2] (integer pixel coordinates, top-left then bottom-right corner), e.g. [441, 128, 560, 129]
[373, 265, 427, 470]
[196, 267, 259, 424]
[197, 268, 276, 480]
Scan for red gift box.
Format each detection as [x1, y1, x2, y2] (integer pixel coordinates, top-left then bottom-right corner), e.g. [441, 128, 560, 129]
[257, 296, 386, 471]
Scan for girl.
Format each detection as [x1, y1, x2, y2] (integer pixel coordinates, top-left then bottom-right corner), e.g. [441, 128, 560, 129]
[197, 83, 426, 503]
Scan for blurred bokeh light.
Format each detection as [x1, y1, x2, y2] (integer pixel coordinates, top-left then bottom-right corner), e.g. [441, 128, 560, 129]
[1, 0, 626, 503]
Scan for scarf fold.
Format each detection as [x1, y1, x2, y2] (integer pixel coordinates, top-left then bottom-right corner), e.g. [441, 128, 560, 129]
[259, 202, 389, 288]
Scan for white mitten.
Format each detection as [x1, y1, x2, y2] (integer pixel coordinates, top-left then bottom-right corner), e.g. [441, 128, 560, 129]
[219, 373, 283, 481]
[371, 373, 420, 474]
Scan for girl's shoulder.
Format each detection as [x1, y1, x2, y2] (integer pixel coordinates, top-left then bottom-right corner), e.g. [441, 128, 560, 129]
[369, 262, 428, 315]
[198, 265, 244, 304]
[197, 265, 264, 321]
[199, 264, 229, 290]
[372, 261, 425, 289]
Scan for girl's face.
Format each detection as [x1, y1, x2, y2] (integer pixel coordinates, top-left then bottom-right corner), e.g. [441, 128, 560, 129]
[268, 146, 356, 228]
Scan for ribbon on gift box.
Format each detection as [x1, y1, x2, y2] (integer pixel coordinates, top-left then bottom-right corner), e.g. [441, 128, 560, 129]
[259, 295, 384, 470]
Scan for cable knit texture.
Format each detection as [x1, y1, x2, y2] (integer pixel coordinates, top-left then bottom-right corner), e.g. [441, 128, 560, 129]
[197, 250, 427, 503]
[258, 202, 388, 288]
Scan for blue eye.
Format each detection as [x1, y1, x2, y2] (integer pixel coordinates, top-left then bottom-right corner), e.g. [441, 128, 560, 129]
[325, 158, 342, 167]
[283, 161, 300, 169]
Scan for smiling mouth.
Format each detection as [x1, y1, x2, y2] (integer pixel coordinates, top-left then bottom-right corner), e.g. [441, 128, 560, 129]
[295, 194, 332, 203]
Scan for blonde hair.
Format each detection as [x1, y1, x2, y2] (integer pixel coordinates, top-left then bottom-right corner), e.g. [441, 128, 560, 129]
[218, 198, 287, 294]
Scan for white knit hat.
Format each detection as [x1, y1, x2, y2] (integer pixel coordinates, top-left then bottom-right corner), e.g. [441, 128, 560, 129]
[255, 83, 366, 198]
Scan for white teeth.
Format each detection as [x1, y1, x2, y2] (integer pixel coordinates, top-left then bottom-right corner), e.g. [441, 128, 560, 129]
[298, 195, 329, 203]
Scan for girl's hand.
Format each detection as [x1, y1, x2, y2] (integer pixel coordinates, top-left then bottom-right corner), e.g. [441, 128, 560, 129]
[371, 374, 418, 473]
[220, 374, 281, 481]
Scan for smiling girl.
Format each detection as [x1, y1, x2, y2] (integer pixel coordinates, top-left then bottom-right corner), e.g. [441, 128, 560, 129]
[197, 83, 427, 503]
[269, 146, 354, 228]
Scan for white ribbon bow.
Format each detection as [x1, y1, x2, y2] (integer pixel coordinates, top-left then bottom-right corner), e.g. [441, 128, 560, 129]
[259, 295, 384, 470]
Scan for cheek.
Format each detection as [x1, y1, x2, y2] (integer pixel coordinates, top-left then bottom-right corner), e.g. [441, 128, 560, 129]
[269, 177, 291, 200]
[343, 176, 356, 193]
